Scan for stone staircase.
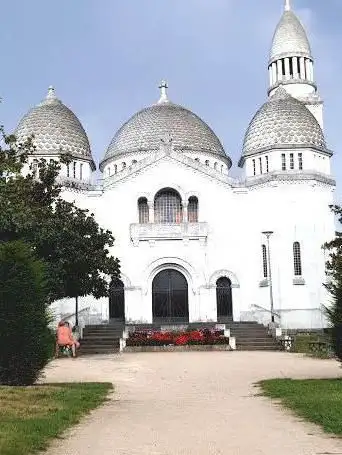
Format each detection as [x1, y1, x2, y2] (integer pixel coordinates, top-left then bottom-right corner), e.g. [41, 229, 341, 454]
[79, 323, 124, 356]
[79, 321, 281, 355]
[227, 321, 280, 351]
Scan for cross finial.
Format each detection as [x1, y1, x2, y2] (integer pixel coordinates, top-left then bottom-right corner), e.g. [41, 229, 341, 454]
[285, 0, 291, 11]
[158, 80, 169, 104]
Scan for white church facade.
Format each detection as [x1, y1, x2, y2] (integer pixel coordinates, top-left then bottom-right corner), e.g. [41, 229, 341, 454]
[16, 2, 336, 330]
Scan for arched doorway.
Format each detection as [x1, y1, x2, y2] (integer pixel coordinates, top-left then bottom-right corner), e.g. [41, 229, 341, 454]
[109, 278, 125, 321]
[216, 277, 233, 322]
[152, 269, 189, 323]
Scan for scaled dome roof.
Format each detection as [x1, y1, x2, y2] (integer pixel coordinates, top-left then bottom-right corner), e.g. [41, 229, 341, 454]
[15, 87, 95, 167]
[100, 82, 228, 169]
[242, 87, 327, 157]
[270, 9, 311, 62]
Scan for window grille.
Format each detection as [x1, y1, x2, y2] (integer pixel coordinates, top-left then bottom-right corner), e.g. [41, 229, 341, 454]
[80, 163, 83, 180]
[262, 244, 268, 278]
[252, 159, 256, 176]
[154, 189, 182, 224]
[281, 153, 286, 171]
[290, 153, 294, 170]
[138, 198, 149, 224]
[188, 196, 198, 223]
[259, 157, 262, 174]
[265, 156, 269, 173]
[293, 242, 302, 276]
[298, 153, 303, 170]
[73, 162, 76, 178]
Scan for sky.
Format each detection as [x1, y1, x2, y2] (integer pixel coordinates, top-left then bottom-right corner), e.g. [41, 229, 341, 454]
[1, 0, 341, 195]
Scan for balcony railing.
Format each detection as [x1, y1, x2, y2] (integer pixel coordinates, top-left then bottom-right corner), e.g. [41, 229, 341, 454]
[130, 222, 208, 245]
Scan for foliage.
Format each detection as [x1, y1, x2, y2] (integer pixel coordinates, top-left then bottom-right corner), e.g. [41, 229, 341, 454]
[126, 329, 229, 346]
[0, 382, 112, 455]
[259, 378, 342, 436]
[0, 128, 120, 302]
[323, 205, 342, 361]
[0, 240, 52, 385]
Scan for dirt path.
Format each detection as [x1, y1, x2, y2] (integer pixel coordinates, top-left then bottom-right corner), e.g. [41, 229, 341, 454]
[42, 352, 342, 455]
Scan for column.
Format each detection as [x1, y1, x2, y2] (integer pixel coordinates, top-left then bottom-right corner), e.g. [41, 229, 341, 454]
[272, 63, 277, 86]
[182, 202, 188, 223]
[305, 59, 311, 82]
[293, 57, 299, 79]
[148, 200, 154, 223]
[284, 58, 290, 80]
[309, 61, 314, 81]
[277, 60, 282, 81]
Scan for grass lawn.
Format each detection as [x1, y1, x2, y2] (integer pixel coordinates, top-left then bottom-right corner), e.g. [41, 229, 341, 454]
[0, 382, 113, 455]
[259, 378, 342, 436]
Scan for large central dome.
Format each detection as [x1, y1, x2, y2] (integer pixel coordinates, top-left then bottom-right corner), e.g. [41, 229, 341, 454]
[100, 82, 227, 169]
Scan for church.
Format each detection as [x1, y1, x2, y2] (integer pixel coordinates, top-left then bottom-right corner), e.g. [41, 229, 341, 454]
[15, 1, 335, 330]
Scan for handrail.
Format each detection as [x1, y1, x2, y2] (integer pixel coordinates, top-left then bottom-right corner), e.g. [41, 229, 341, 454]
[61, 306, 91, 321]
[251, 304, 280, 319]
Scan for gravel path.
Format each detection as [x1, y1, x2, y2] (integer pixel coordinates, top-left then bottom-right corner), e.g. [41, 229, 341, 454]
[42, 352, 342, 455]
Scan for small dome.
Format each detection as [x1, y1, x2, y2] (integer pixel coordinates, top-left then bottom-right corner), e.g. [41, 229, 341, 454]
[242, 87, 326, 157]
[100, 82, 228, 169]
[15, 87, 95, 167]
[270, 9, 311, 62]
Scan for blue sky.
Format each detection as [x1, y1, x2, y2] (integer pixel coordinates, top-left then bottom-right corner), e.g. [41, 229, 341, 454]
[1, 0, 341, 194]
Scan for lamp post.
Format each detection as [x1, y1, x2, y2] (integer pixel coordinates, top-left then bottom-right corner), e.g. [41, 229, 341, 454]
[262, 231, 274, 323]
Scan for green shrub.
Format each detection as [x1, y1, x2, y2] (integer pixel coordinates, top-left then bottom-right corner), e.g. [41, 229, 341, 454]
[0, 240, 52, 385]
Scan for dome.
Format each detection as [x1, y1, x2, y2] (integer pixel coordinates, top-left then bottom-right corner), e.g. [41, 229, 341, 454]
[270, 9, 311, 62]
[15, 87, 95, 168]
[100, 82, 228, 169]
[242, 87, 326, 157]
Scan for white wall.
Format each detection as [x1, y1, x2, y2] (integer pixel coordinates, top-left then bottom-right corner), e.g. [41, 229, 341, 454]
[54, 153, 335, 329]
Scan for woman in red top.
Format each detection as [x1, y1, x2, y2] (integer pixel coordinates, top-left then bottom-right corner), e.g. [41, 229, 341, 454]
[56, 321, 80, 357]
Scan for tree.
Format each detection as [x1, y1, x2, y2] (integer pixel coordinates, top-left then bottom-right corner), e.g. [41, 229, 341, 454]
[324, 205, 342, 361]
[0, 241, 52, 385]
[0, 128, 120, 306]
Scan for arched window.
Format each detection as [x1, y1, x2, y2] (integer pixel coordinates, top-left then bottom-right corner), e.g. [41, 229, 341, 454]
[122, 162, 126, 170]
[262, 244, 268, 278]
[132, 159, 137, 165]
[293, 242, 302, 276]
[205, 160, 209, 166]
[138, 197, 149, 223]
[221, 165, 224, 173]
[73, 161, 77, 178]
[80, 163, 83, 180]
[114, 164, 117, 174]
[214, 162, 218, 170]
[66, 162, 70, 178]
[188, 196, 198, 223]
[195, 158, 200, 163]
[154, 189, 182, 224]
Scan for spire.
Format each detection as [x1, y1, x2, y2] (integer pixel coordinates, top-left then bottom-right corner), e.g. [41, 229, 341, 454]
[285, 0, 291, 11]
[46, 86, 57, 101]
[158, 80, 169, 104]
[41, 85, 60, 105]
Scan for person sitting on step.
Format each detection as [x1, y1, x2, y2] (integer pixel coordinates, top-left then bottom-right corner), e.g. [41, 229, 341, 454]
[56, 321, 80, 358]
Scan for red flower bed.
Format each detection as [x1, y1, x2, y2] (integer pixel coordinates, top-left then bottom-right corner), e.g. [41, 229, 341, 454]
[126, 329, 229, 346]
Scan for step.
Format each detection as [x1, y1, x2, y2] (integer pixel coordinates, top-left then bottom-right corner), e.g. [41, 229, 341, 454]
[81, 341, 120, 347]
